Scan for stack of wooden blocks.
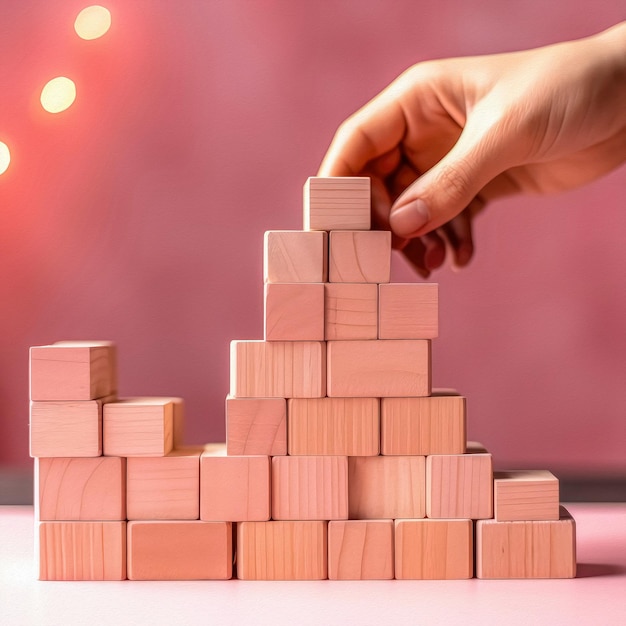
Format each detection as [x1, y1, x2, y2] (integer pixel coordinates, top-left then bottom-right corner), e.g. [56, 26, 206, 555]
[29, 177, 576, 581]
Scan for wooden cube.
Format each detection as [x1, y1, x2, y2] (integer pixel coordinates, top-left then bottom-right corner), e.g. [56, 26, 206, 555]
[327, 340, 431, 397]
[38, 521, 126, 580]
[303, 176, 370, 231]
[288, 397, 379, 456]
[476, 507, 576, 579]
[126, 447, 201, 520]
[272, 456, 348, 521]
[127, 521, 232, 580]
[329, 230, 391, 283]
[494, 470, 560, 521]
[264, 230, 327, 283]
[172, 397, 185, 448]
[325, 283, 377, 340]
[230, 340, 326, 398]
[237, 521, 327, 580]
[348, 456, 426, 520]
[30, 341, 117, 401]
[264, 283, 325, 341]
[378, 283, 439, 339]
[226, 396, 287, 456]
[328, 520, 394, 580]
[395, 519, 473, 580]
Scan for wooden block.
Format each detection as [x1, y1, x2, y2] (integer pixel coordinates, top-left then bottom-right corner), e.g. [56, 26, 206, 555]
[38, 521, 126, 580]
[325, 283, 377, 340]
[476, 507, 576, 579]
[264, 230, 327, 283]
[226, 396, 287, 456]
[172, 397, 185, 448]
[426, 442, 493, 519]
[237, 521, 327, 580]
[126, 448, 201, 520]
[127, 520, 232, 580]
[348, 456, 426, 520]
[30, 341, 117, 401]
[328, 230, 391, 283]
[264, 283, 325, 341]
[103, 397, 178, 457]
[200, 449, 270, 521]
[288, 397, 379, 456]
[494, 469, 560, 521]
[379, 283, 439, 339]
[380, 392, 466, 455]
[395, 519, 473, 580]
[328, 520, 394, 580]
[327, 339, 431, 397]
[303, 176, 370, 231]
[272, 456, 348, 521]
[37, 456, 126, 521]
[230, 340, 326, 398]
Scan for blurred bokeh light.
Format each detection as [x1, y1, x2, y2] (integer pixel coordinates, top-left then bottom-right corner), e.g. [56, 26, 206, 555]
[40, 77, 77, 113]
[74, 5, 111, 40]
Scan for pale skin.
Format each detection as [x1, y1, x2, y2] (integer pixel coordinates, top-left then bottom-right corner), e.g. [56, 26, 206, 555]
[319, 22, 626, 277]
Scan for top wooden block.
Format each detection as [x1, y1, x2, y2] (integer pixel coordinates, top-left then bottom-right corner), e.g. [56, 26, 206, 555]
[303, 177, 371, 231]
[264, 230, 328, 283]
[493, 470, 560, 521]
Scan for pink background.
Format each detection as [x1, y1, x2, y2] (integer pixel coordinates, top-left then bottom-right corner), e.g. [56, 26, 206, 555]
[0, 1, 624, 475]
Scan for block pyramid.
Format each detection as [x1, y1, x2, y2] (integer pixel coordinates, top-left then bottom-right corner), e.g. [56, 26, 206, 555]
[29, 177, 576, 581]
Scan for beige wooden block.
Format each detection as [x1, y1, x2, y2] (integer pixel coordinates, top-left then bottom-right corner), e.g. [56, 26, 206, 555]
[237, 521, 327, 580]
[329, 230, 391, 283]
[395, 519, 473, 580]
[264, 230, 328, 283]
[264, 283, 325, 341]
[38, 521, 126, 580]
[379, 283, 439, 339]
[288, 397, 379, 456]
[226, 396, 287, 456]
[30, 341, 117, 401]
[348, 456, 426, 520]
[37, 456, 126, 521]
[476, 507, 576, 579]
[493, 469, 560, 521]
[303, 176, 370, 231]
[328, 520, 394, 580]
[230, 340, 326, 398]
[325, 283, 377, 340]
[272, 456, 348, 521]
[126, 447, 201, 520]
[172, 397, 185, 448]
[380, 392, 466, 456]
[127, 520, 232, 580]
[327, 339, 431, 397]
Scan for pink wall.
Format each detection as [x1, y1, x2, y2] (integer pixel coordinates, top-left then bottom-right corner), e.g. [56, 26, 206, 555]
[1, 1, 624, 475]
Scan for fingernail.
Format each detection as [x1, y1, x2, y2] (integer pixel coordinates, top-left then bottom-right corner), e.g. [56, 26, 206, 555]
[390, 199, 430, 236]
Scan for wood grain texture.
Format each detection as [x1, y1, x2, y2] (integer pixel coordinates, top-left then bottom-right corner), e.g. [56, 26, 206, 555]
[378, 283, 439, 339]
[325, 283, 377, 340]
[328, 230, 391, 283]
[264, 230, 327, 283]
[264, 282, 325, 341]
[493, 469, 560, 521]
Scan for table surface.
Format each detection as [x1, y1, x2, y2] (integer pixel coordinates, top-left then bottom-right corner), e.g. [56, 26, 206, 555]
[1, 504, 625, 626]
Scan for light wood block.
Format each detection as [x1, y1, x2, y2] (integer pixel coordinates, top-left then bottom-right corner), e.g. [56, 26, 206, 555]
[37, 456, 126, 521]
[172, 397, 185, 448]
[126, 448, 201, 520]
[30, 341, 117, 401]
[303, 176, 370, 231]
[264, 230, 327, 283]
[327, 339, 431, 397]
[226, 396, 287, 456]
[38, 521, 126, 580]
[380, 392, 466, 456]
[328, 520, 394, 580]
[288, 397, 379, 456]
[348, 456, 426, 520]
[378, 283, 439, 339]
[127, 521, 232, 580]
[272, 456, 348, 521]
[395, 519, 473, 580]
[494, 470, 560, 521]
[237, 521, 327, 580]
[329, 230, 391, 283]
[476, 507, 576, 579]
[264, 283, 325, 341]
[230, 340, 326, 398]
[325, 283, 377, 340]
